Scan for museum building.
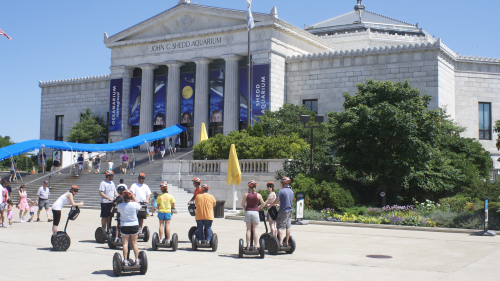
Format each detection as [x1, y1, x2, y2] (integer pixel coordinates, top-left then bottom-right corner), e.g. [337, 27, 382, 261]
[39, 0, 500, 163]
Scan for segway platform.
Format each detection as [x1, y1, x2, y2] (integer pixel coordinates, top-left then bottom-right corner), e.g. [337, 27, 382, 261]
[112, 250, 148, 276]
[152, 232, 178, 251]
[238, 210, 266, 258]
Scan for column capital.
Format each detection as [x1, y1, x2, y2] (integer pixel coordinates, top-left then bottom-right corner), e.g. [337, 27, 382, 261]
[138, 63, 158, 70]
[192, 57, 213, 65]
[165, 60, 185, 68]
[221, 54, 242, 62]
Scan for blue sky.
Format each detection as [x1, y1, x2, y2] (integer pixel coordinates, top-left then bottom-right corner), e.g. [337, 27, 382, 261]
[0, 0, 499, 143]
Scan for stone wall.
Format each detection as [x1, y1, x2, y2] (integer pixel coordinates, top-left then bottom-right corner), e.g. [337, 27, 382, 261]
[39, 76, 110, 141]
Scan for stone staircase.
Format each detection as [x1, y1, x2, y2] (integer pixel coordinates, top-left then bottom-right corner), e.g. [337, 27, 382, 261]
[1, 149, 194, 212]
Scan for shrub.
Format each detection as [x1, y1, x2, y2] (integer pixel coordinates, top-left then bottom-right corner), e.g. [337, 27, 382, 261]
[439, 195, 482, 212]
[292, 174, 355, 210]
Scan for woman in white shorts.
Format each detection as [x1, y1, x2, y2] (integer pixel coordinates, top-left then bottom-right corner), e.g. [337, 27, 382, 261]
[240, 180, 265, 251]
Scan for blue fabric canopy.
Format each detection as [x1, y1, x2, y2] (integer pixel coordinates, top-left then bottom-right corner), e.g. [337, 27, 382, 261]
[0, 124, 186, 161]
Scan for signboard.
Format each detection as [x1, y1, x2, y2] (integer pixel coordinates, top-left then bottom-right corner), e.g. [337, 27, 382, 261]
[251, 64, 270, 124]
[153, 76, 167, 126]
[485, 198, 489, 231]
[109, 78, 123, 132]
[180, 72, 195, 124]
[129, 77, 142, 126]
[296, 192, 305, 220]
[210, 69, 224, 123]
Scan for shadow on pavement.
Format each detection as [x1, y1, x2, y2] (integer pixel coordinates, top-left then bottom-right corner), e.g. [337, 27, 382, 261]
[79, 240, 100, 243]
[37, 247, 55, 251]
[91, 270, 116, 278]
[218, 254, 239, 259]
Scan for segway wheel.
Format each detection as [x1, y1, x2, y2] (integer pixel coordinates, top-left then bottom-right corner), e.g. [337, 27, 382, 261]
[53, 232, 71, 251]
[267, 236, 280, 255]
[259, 233, 272, 250]
[238, 239, 244, 258]
[51, 235, 54, 247]
[286, 236, 296, 254]
[191, 234, 198, 251]
[112, 253, 123, 277]
[211, 233, 218, 252]
[171, 233, 178, 251]
[259, 238, 266, 259]
[142, 226, 150, 242]
[188, 226, 197, 242]
[107, 233, 116, 249]
[139, 251, 148, 275]
[152, 233, 159, 251]
[95, 227, 106, 243]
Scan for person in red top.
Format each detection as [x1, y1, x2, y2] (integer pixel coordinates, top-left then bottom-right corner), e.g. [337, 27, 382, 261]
[241, 180, 265, 250]
[188, 177, 202, 204]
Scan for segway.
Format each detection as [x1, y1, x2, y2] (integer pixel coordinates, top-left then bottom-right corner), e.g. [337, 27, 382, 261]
[239, 210, 266, 258]
[187, 203, 198, 242]
[107, 208, 123, 249]
[259, 212, 296, 255]
[152, 228, 178, 251]
[112, 240, 148, 276]
[51, 206, 80, 251]
[137, 202, 150, 242]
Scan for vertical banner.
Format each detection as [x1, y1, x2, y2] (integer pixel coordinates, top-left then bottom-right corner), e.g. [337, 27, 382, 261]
[153, 76, 167, 126]
[129, 77, 142, 126]
[239, 67, 248, 122]
[210, 68, 224, 122]
[296, 192, 305, 220]
[251, 64, 270, 124]
[180, 72, 195, 124]
[109, 78, 123, 132]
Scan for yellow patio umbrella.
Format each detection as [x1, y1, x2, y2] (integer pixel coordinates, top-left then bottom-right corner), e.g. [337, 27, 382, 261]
[227, 144, 242, 210]
[199, 122, 209, 143]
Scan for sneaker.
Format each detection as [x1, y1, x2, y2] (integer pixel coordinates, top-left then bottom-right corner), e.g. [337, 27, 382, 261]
[115, 237, 120, 242]
[0, 223, 3, 227]
[7, 225, 12, 228]
[123, 260, 129, 266]
[28, 218, 32, 222]
[165, 239, 170, 245]
[135, 259, 140, 266]
[20, 218, 25, 223]
[36, 218, 40, 222]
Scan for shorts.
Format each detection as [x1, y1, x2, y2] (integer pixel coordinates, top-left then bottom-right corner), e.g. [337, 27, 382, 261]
[94, 163, 100, 169]
[30, 212, 34, 216]
[10, 170, 15, 175]
[175, 144, 180, 149]
[53, 161, 60, 167]
[121, 162, 128, 169]
[277, 211, 292, 230]
[0, 203, 5, 211]
[78, 164, 83, 170]
[100, 203, 113, 218]
[52, 210, 62, 226]
[158, 212, 172, 220]
[121, 225, 140, 236]
[38, 199, 50, 210]
[244, 210, 260, 223]
[150, 151, 154, 155]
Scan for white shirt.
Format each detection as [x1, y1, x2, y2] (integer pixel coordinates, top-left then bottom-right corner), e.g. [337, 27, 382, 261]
[54, 154, 60, 161]
[52, 193, 72, 211]
[149, 146, 154, 152]
[108, 162, 114, 169]
[117, 202, 141, 226]
[0, 186, 4, 200]
[99, 180, 116, 203]
[130, 183, 151, 203]
[37, 186, 50, 200]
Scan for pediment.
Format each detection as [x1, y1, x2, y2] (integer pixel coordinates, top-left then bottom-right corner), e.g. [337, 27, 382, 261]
[107, 4, 267, 44]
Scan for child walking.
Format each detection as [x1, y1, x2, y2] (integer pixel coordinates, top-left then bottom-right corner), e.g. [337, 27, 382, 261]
[28, 199, 36, 222]
[6, 199, 13, 227]
[151, 192, 159, 215]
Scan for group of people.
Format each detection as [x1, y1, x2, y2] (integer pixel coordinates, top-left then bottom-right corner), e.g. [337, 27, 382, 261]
[149, 137, 180, 161]
[0, 179, 53, 227]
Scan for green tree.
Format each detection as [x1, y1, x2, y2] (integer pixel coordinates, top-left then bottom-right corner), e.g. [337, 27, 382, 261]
[328, 79, 491, 204]
[66, 109, 107, 143]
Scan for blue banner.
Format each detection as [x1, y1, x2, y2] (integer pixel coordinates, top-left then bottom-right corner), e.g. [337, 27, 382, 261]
[252, 64, 270, 124]
[180, 72, 195, 124]
[129, 77, 142, 126]
[210, 69, 224, 122]
[239, 67, 248, 122]
[154, 76, 167, 126]
[109, 78, 123, 132]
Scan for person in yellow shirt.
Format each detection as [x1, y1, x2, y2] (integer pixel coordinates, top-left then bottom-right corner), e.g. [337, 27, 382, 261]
[156, 182, 176, 244]
[194, 184, 216, 244]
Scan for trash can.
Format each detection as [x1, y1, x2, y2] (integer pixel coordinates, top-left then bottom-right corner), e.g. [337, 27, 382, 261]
[214, 200, 225, 218]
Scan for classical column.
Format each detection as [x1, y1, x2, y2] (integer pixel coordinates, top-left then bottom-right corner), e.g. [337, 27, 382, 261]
[221, 54, 241, 135]
[109, 66, 134, 142]
[165, 61, 184, 128]
[192, 57, 212, 146]
[139, 63, 157, 150]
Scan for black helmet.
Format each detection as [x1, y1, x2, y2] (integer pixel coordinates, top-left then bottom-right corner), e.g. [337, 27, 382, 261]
[117, 186, 126, 195]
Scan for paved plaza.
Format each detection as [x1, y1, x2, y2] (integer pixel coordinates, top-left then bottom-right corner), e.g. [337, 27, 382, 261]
[1, 209, 499, 280]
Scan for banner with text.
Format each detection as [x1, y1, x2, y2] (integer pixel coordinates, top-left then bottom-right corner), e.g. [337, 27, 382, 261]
[180, 72, 195, 124]
[129, 77, 142, 126]
[154, 76, 167, 126]
[251, 64, 270, 124]
[210, 68, 224, 123]
[109, 78, 123, 132]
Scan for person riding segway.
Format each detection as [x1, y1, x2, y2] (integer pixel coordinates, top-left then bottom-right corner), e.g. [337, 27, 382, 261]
[191, 184, 218, 251]
[187, 177, 202, 241]
[238, 180, 266, 258]
[112, 190, 148, 276]
[129, 173, 151, 242]
[107, 185, 127, 246]
[151, 182, 178, 251]
[95, 170, 118, 243]
[51, 185, 84, 251]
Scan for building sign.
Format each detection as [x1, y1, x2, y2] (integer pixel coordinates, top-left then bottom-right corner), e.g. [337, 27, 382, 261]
[252, 64, 270, 124]
[109, 78, 123, 132]
[129, 77, 142, 126]
[210, 68, 224, 123]
[153, 76, 167, 126]
[147, 36, 223, 54]
[296, 192, 305, 220]
[180, 72, 195, 124]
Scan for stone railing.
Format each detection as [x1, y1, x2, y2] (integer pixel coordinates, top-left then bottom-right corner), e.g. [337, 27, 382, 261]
[190, 160, 221, 173]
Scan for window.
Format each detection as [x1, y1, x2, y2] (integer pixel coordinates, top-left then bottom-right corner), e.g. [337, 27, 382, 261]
[55, 115, 64, 141]
[303, 99, 318, 113]
[479, 102, 491, 140]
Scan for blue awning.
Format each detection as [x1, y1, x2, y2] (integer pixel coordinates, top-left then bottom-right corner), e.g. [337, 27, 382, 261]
[0, 124, 186, 161]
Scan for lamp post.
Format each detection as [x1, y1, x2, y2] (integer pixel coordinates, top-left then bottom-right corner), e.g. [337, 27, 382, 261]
[300, 115, 324, 172]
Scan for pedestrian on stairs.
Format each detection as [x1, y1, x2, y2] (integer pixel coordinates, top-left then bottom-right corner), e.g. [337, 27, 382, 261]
[99, 170, 118, 235]
[160, 142, 165, 158]
[121, 152, 129, 174]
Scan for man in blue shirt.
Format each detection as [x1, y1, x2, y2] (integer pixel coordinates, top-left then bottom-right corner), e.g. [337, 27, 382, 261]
[269, 177, 294, 247]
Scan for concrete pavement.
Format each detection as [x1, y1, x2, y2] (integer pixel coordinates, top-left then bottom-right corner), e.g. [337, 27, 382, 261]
[1, 209, 499, 280]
